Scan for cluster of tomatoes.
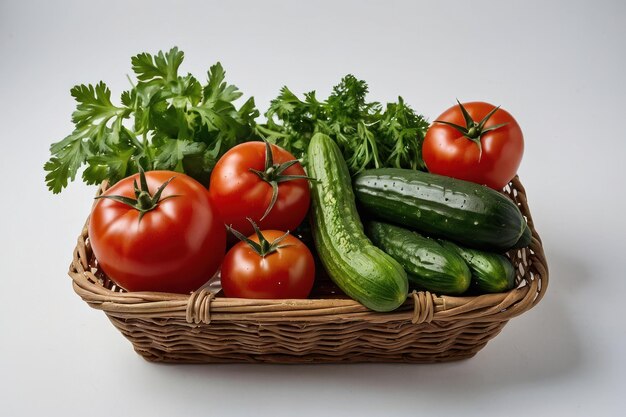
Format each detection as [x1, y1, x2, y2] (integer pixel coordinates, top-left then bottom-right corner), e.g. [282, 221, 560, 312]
[89, 141, 315, 298]
[88, 100, 524, 299]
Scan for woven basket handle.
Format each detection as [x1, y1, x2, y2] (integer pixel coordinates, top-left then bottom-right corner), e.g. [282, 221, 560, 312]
[411, 290, 437, 324]
[186, 288, 215, 324]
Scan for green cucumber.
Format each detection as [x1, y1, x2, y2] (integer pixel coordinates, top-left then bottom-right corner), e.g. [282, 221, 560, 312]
[439, 240, 515, 293]
[366, 221, 471, 295]
[307, 133, 408, 312]
[353, 168, 526, 251]
[511, 221, 532, 249]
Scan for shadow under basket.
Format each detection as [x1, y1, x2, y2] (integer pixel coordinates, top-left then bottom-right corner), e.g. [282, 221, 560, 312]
[69, 176, 548, 364]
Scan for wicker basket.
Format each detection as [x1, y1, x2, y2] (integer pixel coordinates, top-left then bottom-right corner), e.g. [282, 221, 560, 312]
[69, 176, 548, 364]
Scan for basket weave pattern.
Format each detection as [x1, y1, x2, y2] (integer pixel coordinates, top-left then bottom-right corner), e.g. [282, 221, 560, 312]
[69, 176, 548, 364]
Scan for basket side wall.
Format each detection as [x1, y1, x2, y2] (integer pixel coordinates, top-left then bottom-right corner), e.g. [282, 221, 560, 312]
[106, 314, 509, 364]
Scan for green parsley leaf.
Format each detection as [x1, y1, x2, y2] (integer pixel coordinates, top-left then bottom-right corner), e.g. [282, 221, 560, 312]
[83, 143, 137, 185]
[70, 82, 128, 128]
[131, 47, 184, 83]
[204, 62, 244, 104]
[154, 139, 206, 172]
[45, 81, 131, 193]
[44, 133, 91, 193]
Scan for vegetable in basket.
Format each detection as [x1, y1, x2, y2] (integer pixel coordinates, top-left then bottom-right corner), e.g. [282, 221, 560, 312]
[438, 240, 515, 293]
[423, 101, 524, 190]
[307, 133, 408, 312]
[221, 219, 315, 299]
[89, 169, 226, 293]
[208, 139, 313, 237]
[365, 221, 471, 295]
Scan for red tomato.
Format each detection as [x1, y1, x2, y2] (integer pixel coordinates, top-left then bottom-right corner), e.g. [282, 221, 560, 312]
[208, 141, 311, 237]
[423, 101, 524, 189]
[88, 170, 226, 293]
[220, 230, 315, 299]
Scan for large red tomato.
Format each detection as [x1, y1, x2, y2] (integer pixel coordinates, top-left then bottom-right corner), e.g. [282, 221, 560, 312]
[208, 140, 311, 237]
[423, 101, 524, 189]
[221, 226, 315, 299]
[88, 170, 226, 293]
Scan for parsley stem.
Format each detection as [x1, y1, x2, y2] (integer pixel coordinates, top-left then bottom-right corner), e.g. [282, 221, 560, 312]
[141, 131, 152, 167]
[256, 125, 289, 139]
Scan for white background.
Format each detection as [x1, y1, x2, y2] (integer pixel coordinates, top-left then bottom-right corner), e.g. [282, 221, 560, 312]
[1, 0, 625, 415]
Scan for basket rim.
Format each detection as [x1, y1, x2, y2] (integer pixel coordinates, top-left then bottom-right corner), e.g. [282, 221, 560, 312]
[68, 176, 548, 325]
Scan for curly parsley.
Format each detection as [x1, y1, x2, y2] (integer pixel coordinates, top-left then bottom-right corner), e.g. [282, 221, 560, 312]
[258, 75, 429, 175]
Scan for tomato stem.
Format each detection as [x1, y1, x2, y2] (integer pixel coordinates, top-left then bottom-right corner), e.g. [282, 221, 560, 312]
[95, 167, 178, 222]
[137, 191, 154, 210]
[433, 100, 508, 160]
[249, 138, 316, 221]
[227, 218, 291, 258]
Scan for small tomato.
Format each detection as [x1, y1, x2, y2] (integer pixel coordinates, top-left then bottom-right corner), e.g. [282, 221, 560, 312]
[220, 221, 315, 299]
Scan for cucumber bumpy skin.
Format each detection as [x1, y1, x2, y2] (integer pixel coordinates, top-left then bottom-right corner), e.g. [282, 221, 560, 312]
[366, 221, 471, 295]
[353, 168, 526, 252]
[307, 133, 408, 312]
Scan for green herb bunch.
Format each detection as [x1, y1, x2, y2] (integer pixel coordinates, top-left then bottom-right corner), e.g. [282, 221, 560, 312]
[257, 75, 429, 174]
[44, 47, 258, 193]
[45, 48, 430, 193]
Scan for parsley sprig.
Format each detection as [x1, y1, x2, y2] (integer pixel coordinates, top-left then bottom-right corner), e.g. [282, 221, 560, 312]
[44, 47, 258, 193]
[258, 75, 429, 174]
